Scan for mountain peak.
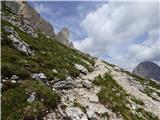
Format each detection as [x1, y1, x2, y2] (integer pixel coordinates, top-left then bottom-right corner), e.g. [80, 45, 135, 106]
[133, 61, 160, 81]
[56, 27, 74, 48]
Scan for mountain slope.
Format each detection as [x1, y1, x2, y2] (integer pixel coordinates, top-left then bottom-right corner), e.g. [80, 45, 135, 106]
[2, 1, 74, 48]
[2, 1, 55, 37]
[1, 2, 160, 120]
[133, 61, 160, 81]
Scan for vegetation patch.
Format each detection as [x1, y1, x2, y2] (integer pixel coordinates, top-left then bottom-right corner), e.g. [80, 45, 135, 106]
[130, 97, 144, 106]
[1, 19, 95, 80]
[93, 73, 159, 120]
[2, 80, 60, 120]
[136, 108, 159, 120]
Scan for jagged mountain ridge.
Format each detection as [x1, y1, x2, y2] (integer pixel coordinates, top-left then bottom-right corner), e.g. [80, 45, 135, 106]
[2, 1, 74, 48]
[1, 2, 160, 120]
[133, 61, 160, 81]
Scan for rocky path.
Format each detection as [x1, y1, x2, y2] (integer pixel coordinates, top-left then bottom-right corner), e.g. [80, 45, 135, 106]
[44, 60, 160, 120]
[109, 66, 160, 119]
[44, 59, 121, 120]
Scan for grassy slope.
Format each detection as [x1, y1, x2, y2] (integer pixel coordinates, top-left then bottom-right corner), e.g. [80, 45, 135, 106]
[2, 80, 60, 120]
[93, 73, 159, 120]
[1, 6, 95, 120]
[1, 19, 95, 80]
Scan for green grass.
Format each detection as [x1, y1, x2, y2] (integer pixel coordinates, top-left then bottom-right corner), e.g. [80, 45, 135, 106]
[136, 108, 159, 120]
[1, 19, 95, 80]
[2, 80, 60, 120]
[73, 101, 87, 114]
[93, 73, 159, 120]
[1, 7, 95, 120]
[143, 87, 160, 101]
[130, 97, 144, 106]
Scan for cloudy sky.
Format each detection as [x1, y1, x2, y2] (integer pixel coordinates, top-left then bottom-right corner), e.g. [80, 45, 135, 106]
[29, 1, 160, 71]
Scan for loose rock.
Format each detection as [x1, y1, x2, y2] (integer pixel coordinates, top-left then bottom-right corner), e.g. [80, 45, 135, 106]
[32, 73, 47, 80]
[74, 64, 88, 75]
[65, 107, 88, 120]
[27, 92, 36, 103]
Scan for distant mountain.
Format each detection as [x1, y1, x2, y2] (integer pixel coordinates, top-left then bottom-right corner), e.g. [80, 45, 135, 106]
[133, 61, 160, 81]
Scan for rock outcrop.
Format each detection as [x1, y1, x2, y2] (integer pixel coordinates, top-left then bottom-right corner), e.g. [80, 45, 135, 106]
[133, 61, 160, 81]
[2, 1, 74, 48]
[56, 27, 74, 48]
[2, 1, 55, 37]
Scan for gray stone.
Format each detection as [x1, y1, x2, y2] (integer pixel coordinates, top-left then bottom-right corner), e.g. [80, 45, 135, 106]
[11, 80, 16, 83]
[32, 73, 47, 80]
[8, 34, 32, 55]
[74, 64, 88, 74]
[65, 107, 88, 120]
[81, 80, 93, 89]
[53, 80, 74, 90]
[27, 92, 36, 103]
[4, 26, 14, 34]
[10, 75, 19, 80]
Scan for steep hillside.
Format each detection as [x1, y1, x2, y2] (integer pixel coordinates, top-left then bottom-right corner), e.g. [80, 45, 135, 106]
[133, 61, 160, 81]
[1, 2, 160, 120]
[2, 1, 55, 37]
[2, 1, 74, 48]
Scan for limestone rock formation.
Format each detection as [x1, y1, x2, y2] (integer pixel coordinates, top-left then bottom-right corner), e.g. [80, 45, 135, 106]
[56, 27, 74, 48]
[2, 1, 55, 37]
[133, 61, 160, 81]
[2, 1, 75, 48]
[8, 34, 33, 55]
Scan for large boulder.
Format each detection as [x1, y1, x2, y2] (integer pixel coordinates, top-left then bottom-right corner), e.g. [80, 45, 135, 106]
[8, 34, 32, 55]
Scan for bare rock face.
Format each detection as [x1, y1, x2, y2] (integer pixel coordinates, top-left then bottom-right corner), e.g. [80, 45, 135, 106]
[3, 1, 75, 48]
[56, 27, 74, 48]
[2, 1, 55, 37]
[133, 61, 160, 81]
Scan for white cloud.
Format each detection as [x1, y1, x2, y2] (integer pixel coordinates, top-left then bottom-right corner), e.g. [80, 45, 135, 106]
[34, 4, 52, 15]
[74, 2, 160, 70]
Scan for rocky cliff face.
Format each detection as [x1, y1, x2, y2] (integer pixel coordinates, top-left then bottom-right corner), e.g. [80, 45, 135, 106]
[133, 61, 160, 81]
[56, 27, 74, 48]
[2, 1, 55, 37]
[2, 1, 74, 48]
